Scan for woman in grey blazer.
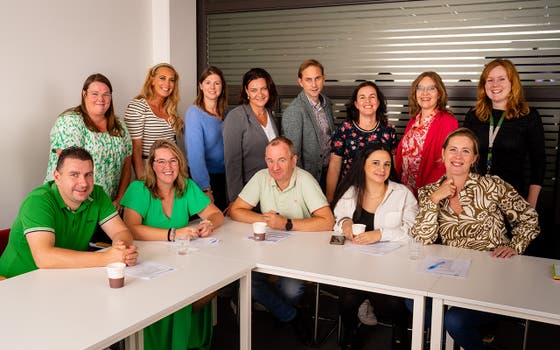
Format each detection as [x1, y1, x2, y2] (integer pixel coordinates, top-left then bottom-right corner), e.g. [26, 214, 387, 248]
[223, 68, 280, 202]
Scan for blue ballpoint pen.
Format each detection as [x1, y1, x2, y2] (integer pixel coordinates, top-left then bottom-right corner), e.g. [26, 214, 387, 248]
[427, 261, 446, 270]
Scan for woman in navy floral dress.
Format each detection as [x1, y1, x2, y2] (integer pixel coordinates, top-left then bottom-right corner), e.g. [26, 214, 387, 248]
[326, 81, 397, 202]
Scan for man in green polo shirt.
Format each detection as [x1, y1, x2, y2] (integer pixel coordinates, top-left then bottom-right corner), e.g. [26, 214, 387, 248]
[0, 147, 137, 278]
[229, 136, 334, 345]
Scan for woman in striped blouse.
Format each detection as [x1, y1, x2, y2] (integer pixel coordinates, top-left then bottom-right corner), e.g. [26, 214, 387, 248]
[125, 63, 183, 179]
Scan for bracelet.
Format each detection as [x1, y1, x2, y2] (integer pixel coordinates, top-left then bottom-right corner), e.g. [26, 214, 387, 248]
[167, 227, 176, 242]
[203, 219, 214, 228]
[203, 188, 213, 194]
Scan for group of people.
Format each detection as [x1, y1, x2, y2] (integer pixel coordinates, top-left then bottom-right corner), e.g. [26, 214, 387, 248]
[0, 57, 545, 350]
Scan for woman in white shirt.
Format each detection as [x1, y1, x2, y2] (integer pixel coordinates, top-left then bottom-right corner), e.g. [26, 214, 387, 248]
[331, 143, 418, 349]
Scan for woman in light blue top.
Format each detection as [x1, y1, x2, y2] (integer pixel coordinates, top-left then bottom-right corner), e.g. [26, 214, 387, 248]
[185, 66, 228, 210]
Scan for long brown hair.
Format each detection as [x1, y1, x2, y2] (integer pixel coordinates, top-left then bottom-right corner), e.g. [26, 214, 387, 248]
[331, 143, 397, 218]
[136, 63, 183, 133]
[144, 139, 189, 199]
[408, 71, 451, 117]
[474, 59, 529, 121]
[195, 66, 228, 118]
[63, 73, 125, 137]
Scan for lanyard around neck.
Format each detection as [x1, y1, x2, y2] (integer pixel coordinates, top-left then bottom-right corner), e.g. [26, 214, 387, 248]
[486, 112, 505, 174]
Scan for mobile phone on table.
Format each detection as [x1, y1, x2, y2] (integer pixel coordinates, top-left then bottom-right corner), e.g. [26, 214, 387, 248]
[330, 235, 346, 245]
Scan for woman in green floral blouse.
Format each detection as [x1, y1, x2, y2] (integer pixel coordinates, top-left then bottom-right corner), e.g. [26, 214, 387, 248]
[45, 73, 132, 208]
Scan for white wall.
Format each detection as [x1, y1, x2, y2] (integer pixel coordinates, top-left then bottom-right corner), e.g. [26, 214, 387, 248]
[0, 0, 196, 228]
[170, 0, 198, 116]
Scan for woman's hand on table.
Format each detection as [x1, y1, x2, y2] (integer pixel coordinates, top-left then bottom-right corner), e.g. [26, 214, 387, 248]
[352, 230, 381, 245]
[197, 219, 214, 237]
[177, 227, 199, 239]
[491, 245, 517, 258]
[341, 219, 354, 240]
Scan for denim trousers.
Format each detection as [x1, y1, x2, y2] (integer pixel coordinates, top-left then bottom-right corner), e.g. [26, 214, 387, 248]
[405, 298, 499, 350]
[251, 271, 305, 322]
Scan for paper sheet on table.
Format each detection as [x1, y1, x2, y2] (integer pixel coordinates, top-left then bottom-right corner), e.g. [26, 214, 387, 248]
[418, 255, 471, 278]
[125, 260, 175, 280]
[344, 241, 403, 256]
[247, 229, 292, 243]
[190, 237, 220, 249]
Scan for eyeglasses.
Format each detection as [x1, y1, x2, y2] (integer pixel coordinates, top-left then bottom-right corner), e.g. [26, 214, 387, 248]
[153, 158, 179, 167]
[416, 85, 437, 92]
[87, 91, 112, 100]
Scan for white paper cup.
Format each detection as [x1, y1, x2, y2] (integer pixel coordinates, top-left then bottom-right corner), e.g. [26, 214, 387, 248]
[106, 262, 126, 288]
[351, 223, 366, 236]
[253, 221, 267, 241]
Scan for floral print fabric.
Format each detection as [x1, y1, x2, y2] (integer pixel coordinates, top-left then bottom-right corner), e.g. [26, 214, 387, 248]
[45, 114, 132, 199]
[400, 110, 437, 193]
[331, 120, 396, 178]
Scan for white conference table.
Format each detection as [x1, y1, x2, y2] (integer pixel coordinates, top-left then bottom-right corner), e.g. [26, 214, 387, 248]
[200, 219, 466, 350]
[428, 247, 560, 350]
[0, 241, 253, 350]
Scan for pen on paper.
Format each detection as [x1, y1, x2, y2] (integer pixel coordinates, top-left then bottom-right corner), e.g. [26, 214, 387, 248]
[428, 261, 446, 270]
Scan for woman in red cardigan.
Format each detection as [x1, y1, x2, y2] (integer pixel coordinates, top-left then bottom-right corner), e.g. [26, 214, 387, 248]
[395, 72, 458, 196]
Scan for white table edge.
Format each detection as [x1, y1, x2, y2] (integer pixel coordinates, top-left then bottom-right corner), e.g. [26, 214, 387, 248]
[86, 267, 253, 350]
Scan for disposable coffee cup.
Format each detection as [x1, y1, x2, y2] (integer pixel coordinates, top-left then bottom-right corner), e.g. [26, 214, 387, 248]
[106, 262, 126, 288]
[351, 223, 366, 236]
[253, 221, 267, 241]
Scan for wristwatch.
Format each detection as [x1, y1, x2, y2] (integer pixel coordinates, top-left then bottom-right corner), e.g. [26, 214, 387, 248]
[285, 218, 293, 231]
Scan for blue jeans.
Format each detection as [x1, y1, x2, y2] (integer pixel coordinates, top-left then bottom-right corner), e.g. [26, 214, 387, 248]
[251, 271, 305, 322]
[405, 298, 499, 350]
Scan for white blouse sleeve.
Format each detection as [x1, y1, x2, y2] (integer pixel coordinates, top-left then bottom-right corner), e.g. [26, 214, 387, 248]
[332, 187, 357, 233]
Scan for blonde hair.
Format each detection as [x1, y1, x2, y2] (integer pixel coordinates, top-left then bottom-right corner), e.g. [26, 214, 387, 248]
[144, 139, 189, 199]
[136, 63, 183, 133]
[474, 59, 529, 121]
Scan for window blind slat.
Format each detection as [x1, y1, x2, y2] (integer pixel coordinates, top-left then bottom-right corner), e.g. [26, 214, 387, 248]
[208, 0, 560, 86]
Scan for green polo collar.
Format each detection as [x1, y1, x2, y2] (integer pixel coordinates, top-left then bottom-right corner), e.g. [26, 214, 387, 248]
[49, 180, 94, 213]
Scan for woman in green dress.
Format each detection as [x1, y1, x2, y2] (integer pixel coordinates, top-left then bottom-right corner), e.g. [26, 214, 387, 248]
[121, 139, 224, 350]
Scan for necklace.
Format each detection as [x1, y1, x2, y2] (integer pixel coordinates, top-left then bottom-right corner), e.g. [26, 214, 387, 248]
[356, 119, 379, 132]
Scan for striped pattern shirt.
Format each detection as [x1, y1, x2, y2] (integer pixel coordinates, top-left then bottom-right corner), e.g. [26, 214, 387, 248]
[124, 98, 176, 156]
